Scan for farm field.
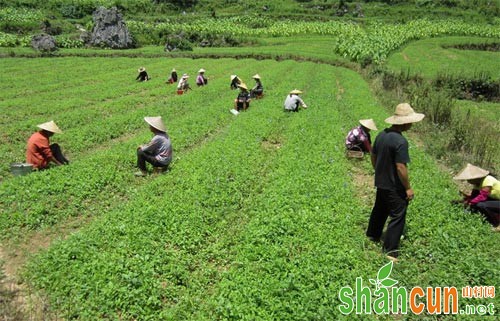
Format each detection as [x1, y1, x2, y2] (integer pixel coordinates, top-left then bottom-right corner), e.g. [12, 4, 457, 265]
[386, 37, 500, 80]
[1, 55, 499, 320]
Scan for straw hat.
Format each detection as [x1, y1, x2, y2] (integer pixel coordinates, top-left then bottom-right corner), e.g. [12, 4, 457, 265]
[385, 103, 425, 125]
[453, 163, 489, 180]
[144, 116, 166, 132]
[231, 75, 238, 81]
[37, 120, 62, 134]
[172, 68, 176, 72]
[238, 83, 248, 90]
[359, 119, 378, 131]
[138, 67, 146, 72]
[182, 73, 189, 78]
[198, 68, 205, 73]
[252, 74, 261, 79]
[290, 89, 302, 95]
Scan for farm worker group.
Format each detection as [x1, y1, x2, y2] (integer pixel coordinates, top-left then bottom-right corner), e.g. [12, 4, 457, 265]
[26, 121, 69, 169]
[453, 163, 500, 231]
[366, 103, 425, 262]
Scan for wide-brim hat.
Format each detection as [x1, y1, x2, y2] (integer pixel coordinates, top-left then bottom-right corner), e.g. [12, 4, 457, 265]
[171, 68, 176, 72]
[138, 67, 146, 72]
[453, 163, 489, 180]
[385, 103, 425, 125]
[359, 119, 378, 131]
[290, 89, 302, 95]
[37, 120, 62, 134]
[252, 74, 261, 79]
[198, 68, 205, 73]
[144, 116, 166, 132]
[231, 75, 238, 81]
[238, 83, 248, 90]
[182, 74, 189, 78]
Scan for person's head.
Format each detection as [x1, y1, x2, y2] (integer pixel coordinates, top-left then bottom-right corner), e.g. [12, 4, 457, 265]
[453, 163, 489, 186]
[359, 119, 377, 132]
[385, 103, 424, 131]
[252, 74, 261, 82]
[37, 120, 62, 137]
[289, 89, 302, 96]
[138, 67, 146, 73]
[182, 74, 189, 80]
[144, 116, 167, 134]
[198, 68, 205, 74]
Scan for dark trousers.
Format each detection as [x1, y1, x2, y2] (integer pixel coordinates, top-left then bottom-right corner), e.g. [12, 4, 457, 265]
[475, 201, 500, 227]
[137, 149, 165, 171]
[50, 143, 69, 165]
[366, 188, 408, 258]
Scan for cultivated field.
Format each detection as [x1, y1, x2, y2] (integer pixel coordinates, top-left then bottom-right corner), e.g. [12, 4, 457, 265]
[1, 56, 499, 320]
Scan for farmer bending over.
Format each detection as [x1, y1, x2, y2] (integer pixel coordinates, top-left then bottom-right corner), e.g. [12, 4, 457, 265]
[136, 67, 150, 82]
[136, 116, 173, 177]
[345, 119, 378, 154]
[26, 120, 69, 169]
[284, 89, 308, 112]
[453, 163, 500, 231]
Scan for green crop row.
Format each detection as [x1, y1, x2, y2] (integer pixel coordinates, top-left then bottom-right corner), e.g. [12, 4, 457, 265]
[126, 18, 500, 63]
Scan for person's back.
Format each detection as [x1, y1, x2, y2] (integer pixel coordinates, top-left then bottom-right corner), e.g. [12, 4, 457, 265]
[26, 131, 50, 169]
[372, 128, 409, 192]
[284, 92, 307, 111]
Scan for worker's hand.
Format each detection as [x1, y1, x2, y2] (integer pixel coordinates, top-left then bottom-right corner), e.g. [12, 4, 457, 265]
[406, 188, 414, 201]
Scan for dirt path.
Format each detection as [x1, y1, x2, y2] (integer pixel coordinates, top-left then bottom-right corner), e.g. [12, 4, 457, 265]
[0, 216, 92, 320]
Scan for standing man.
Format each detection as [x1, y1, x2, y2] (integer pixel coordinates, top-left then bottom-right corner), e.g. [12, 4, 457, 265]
[26, 120, 69, 169]
[366, 103, 424, 261]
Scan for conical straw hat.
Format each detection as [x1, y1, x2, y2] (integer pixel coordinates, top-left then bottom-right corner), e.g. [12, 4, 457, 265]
[359, 119, 378, 131]
[238, 83, 248, 90]
[144, 116, 166, 132]
[252, 74, 261, 79]
[290, 89, 302, 95]
[138, 67, 146, 72]
[385, 103, 425, 125]
[198, 68, 205, 73]
[231, 75, 238, 81]
[453, 163, 489, 180]
[37, 120, 62, 134]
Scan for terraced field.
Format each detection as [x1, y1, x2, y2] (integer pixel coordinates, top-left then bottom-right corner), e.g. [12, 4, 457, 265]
[1, 56, 498, 320]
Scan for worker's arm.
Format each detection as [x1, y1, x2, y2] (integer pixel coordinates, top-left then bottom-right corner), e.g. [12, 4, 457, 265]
[396, 162, 413, 200]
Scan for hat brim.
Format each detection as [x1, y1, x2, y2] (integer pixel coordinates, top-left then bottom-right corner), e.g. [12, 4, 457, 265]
[453, 164, 489, 180]
[359, 119, 377, 131]
[37, 121, 62, 134]
[385, 113, 425, 125]
[144, 117, 166, 132]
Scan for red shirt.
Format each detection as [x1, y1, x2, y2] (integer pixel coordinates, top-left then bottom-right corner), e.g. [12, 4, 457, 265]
[26, 131, 53, 169]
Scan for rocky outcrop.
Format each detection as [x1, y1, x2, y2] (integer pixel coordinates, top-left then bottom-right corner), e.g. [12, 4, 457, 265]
[90, 7, 135, 49]
[31, 34, 57, 52]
